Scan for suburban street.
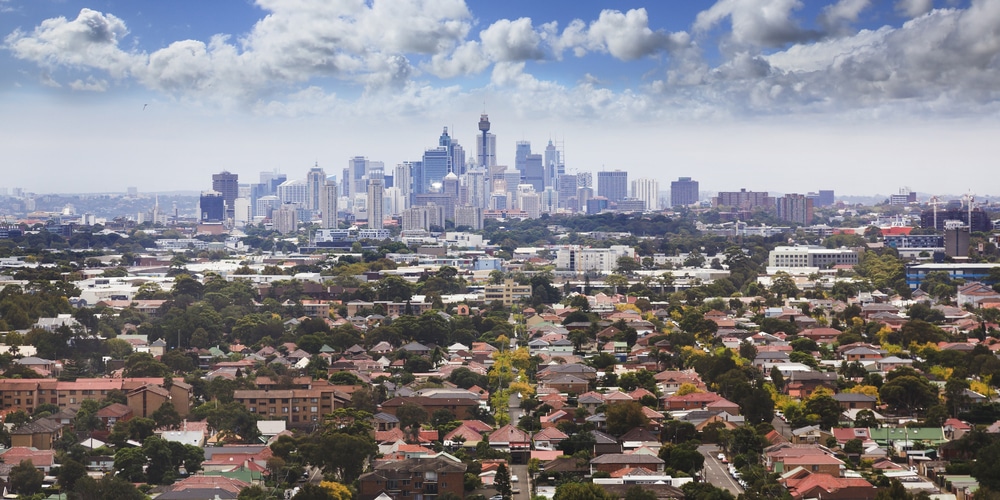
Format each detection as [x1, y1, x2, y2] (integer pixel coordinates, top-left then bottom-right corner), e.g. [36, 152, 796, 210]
[698, 444, 743, 496]
[772, 415, 792, 441]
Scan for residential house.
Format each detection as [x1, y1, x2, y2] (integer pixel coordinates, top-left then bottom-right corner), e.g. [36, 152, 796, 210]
[358, 456, 467, 500]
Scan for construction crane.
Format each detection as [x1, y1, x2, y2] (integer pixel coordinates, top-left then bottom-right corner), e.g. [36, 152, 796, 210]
[928, 196, 945, 231]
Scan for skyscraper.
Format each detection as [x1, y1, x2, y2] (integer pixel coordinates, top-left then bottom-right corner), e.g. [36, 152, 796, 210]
[395, 162, 413, 209]
[306, 165, 325, 211]
[212, 171, 239, 218]
[670, 177, 699, 207]
[775, 194, 814, 225]
[465, 167, 488, 209]
[597, 170, 628, 203]
[558, 174, 578, 210]
[320, 179, 339, 229]
[631, 178, 659, 211]
[544, 140, 561, 189]
[367, 170, 384, 230]
[418, 148, 449, 194]
[478, 114, 495, 168]
[199, 191, 225, 222]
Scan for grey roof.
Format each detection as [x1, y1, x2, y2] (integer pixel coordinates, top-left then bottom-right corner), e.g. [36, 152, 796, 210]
[833, 393, 877, 402]
[590, 453, 665, 464]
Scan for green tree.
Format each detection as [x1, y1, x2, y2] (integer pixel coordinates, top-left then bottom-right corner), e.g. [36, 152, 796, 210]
[973, 440, 1000, 491]
[114, 447, 147, 482]
[553, 481, 617, 500]
[9, 459, 44, 496]
[624, 485, 657, 500]
[606, 401, 649, 436]
[494, 463, 513, 500]
[73, 474, 147, 500]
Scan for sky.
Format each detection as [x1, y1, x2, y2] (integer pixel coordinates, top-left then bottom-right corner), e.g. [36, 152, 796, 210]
[1, 0, 999, 198]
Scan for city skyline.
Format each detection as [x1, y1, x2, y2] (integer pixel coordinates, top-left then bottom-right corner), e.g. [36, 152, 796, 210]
[2, 1, 999, 195]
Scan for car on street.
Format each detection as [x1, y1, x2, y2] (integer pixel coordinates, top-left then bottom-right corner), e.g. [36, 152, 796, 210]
[490, 495, 503, 500]
[511, 475, 519, 482]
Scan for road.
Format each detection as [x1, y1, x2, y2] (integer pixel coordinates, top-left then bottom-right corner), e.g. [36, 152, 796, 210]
[772, 415, 792, 441]
[698, 444, 743, 496]
[511, 464, 530, 500]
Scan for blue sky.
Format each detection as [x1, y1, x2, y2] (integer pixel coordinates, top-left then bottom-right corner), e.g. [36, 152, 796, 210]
[1, 0, 998, 197]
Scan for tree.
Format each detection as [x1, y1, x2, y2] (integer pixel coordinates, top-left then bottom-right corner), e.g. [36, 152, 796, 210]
[973, 440, 1000, 491]
[72, 474, 147, 500]
[880, 374, 939, 414]
[114, 447, 147, 482]
[606, 401, 649, 436]
[624, 485, 657, 500]
[292, 483, 335, 500]
[9, 459, 44, 496]
[804, 392, 842, 430]
[238, 486, 282, 500]
[395, 403, 428, 430]
[854, 409, 880, 428]
[57, 459, 88, 491]
[553, 481, 617, 500]
[152, 400, 182, 430]
[494, 463, 512, 500]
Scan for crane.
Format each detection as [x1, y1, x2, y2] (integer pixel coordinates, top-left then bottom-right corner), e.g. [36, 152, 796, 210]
[927, 196, 945, 232]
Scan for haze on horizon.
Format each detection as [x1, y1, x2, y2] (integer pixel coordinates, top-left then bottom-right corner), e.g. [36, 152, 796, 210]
[1, 0, 998, 197]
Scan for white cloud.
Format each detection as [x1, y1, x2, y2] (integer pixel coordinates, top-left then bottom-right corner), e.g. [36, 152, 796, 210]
[895, 0, 934, 18]
[694, 0, 819, 47]
[68, 77, 108, 92]
[820, 0, 872, 32]
[550, 9, 689, 60]
[479, 18, 544, 62]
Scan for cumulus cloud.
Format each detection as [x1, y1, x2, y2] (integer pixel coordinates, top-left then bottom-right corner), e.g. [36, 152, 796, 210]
[550, 9, 689, 60]
[681, 0, 1000, 114]
[6, 8, 139, 77]
[896, 0, 934, 18]
[480, 18, 545, 62]
[694, 0, 820, 47]
[820, 0, 872, 33]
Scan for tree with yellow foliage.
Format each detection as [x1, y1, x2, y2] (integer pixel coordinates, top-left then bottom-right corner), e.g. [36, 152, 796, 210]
[675, 383, 704, 396]
[320, 481, 352, 500]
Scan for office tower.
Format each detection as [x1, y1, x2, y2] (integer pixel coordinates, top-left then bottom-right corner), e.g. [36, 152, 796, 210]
[418, 147, 450, 194]
[320, 180, 339, 229]
[306, 166, 325, 210]
[817, 190, 835, 207]
[502, 171, 522, 197]
[384, 187, 405, 216]
[274, 204, 298, 234]
[256, 195, 279, 219]
[631, 178, 659, 211]
[347, 156, 367, 198]
[597, 170, 628, 203]
[199, 191, 225, 222]
[465, 167, 488, 209]
[544, 140, 561, 188]
[367, 170, 384, 230]
[670, 177, 699, 207]
[514, 141, 531, 175]
[577, 186, 594, 213]
[577, 171, 592, 189]
[775, 193, 814, 225]
[277, 179, 308, 205]
[212, 171, 239, 217]
[260, 170, 285, 194]
[233, 198, 251, 227]
[395, 162, 413, 209]
[541, 187, 559, 214]
[714, 189, 773, 210]
[558, 174, 578, 209]
[516, 142, 544, 193]
[586, 197, 609, 214]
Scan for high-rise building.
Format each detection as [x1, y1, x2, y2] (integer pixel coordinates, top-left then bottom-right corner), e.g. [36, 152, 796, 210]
[277, 179, 308, 206]
[464, 167, 489, 209]
[522, 149, 544, 193]
[402, 205, 445, 232]
[320, 180, 339, 229]
[577, 171, 592, 189]
[669, 177, 699, 207]
[544, 140, 561, 189]
[274, 204, 298, 234]
[514, 141, 531, 175]
[775, 194, 814, 225]
[541, 187, 559, 214]
[418, 147, 450, 194]
[199, 191, 225, 222]
[306, 166, 325, 211]
[212, 171, 239, 218]
[455, 205, 484, 230]
[597, 170, 628, 203]
[558, 174, 579, 210]
[367, 170, 384, 230]
[631, 178, 659, 211]
[817, 190, 835, 207]
[714, 189, 773, 210]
